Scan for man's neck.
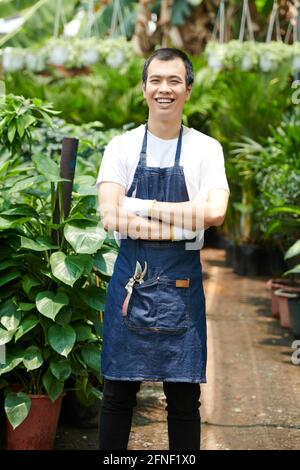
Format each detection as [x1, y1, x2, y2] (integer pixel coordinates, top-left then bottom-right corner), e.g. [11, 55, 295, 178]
[147, 116, 182, 140]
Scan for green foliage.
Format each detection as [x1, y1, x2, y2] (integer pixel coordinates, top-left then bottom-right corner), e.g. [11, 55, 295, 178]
[0, 0, 78, 48]
[0, 94, 59, 156]
[171, 0, 193, 27]
[255, 0, 274, 16]
[230, 110, 300, 248]
[5, 57, 146, 127]
[0, 95, 121, 428]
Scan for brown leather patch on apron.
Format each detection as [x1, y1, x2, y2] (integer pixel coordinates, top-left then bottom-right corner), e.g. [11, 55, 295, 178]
[176, 279, 190, 288]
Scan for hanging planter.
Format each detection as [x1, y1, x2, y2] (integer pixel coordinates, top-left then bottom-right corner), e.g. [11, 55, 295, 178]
[106, 49, 125, 68]
[48, 44, 70, 66]
[292, 56, 300, 73]
[2, 48, 24, 72]
[80, 49, 99, 66]
[259, 52, 277, 72]
[205, 41, 295, 75]
[1, 37, 135, 76]
[241, 54, 254, 71]
[24, 51, 45, 72]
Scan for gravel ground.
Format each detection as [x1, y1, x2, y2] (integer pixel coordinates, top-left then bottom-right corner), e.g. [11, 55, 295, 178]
[52, 248, 300, 450]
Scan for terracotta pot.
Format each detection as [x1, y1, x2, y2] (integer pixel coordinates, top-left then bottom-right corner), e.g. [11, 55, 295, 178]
[7, 394, 63, 450]
[267, 279, 300, 318]
[274, 289, 299, 329]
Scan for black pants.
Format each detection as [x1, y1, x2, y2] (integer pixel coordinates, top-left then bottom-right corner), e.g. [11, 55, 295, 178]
[98, 379, 201, 450]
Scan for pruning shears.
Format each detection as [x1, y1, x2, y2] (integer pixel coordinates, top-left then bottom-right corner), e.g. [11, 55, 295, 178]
[121, 261, 148, 316]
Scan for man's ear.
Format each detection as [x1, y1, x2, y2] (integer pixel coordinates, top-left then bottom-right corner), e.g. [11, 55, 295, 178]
[185, 85, 192, 101]
[141, 81, 146, 97]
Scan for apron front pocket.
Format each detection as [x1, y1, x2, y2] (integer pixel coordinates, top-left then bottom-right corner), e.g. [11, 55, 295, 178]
[123, 277, 190, 334]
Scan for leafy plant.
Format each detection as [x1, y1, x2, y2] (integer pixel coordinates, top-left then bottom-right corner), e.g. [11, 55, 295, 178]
[0, 96, 118, 429]
[229, 110, 300, 247]
[0, 94, 59, 156]
[5, 53, 146, 127]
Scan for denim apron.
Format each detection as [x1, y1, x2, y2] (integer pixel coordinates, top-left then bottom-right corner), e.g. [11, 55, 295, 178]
[101, 125, 207, 383]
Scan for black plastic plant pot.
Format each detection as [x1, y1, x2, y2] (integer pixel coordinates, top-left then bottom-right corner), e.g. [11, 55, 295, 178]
[225, 239, 234, 267]
[265, 246, 287, 277]
[233, 243, 269, 276]
[288, 297, 300, 339]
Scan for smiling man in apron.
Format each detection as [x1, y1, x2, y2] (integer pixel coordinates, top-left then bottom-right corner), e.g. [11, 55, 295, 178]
[97, 48, 230, 450]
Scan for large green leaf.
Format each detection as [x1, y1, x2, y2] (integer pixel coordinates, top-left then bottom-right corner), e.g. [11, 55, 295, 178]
[0, 271, 21, 287]
[5, 392, 31, 429]
[268, 205, 300, 216]
[0, 299, 21, 331]
[8, 176, 44, 193]
[285, 240, 300, 260]
[32, 154, 63, 183]
[23, 346, 43, 371]
[77, 286, 106, 311]
[48, 324, 76, 357]
[18, 302, 36, 311]
[81, 345, 101, 372]
[20, 236, 58, 251]
[284, 265, 300, 276]
[72, 323, 97, 342]
[15, 314, 39, 342]
[1, 204, 39, 218]
[36, 291, 70, 320]
[50, 358, 71, 381]
[94, 248, 117, 277]
[42, 369, 64, 402]
[0, 351, 23, 375]
[64, 221, 106, 254]
[0, 0, 78, 48]
[0, 259, 21, 271]
[0, 327, 15, 345]
[22, 274, 41, 296]
[50, 252, 92, 286]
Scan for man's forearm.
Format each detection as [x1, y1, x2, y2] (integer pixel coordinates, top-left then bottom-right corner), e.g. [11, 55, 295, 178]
[102, 204, 171, 240]
[150, 200, 216, 231]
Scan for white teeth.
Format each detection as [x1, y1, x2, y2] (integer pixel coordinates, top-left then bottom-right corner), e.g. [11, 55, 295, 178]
[156, 99, 172, 103]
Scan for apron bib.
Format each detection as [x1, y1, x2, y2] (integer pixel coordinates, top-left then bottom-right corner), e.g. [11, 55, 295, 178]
[101, 125, 207, 383]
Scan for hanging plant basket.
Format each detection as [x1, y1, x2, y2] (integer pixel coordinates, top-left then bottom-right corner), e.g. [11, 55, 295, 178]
[205, 40, 298, 76]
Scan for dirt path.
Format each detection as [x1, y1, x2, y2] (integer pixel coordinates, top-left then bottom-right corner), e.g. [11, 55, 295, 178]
[55, 248, 300, 450]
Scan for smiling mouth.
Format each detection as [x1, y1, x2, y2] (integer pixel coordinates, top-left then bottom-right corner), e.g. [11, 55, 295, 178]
[155, 98, 175, 104]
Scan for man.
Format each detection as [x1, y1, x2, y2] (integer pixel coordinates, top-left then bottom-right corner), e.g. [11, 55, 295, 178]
[97, 48, 229, 450]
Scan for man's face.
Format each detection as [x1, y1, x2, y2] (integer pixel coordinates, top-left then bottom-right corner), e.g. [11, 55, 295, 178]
[142, 58, 192, 120]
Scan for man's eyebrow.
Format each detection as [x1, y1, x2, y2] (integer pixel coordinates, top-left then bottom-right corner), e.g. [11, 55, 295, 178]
[148, 74, 183, 80]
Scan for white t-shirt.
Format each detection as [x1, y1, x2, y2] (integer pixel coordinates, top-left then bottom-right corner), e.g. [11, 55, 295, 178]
[97, 124, 230, 245]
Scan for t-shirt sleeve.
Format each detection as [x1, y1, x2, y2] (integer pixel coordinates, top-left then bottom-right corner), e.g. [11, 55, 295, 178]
[96, 135, 127, 189]
[196, 141, 230, 200]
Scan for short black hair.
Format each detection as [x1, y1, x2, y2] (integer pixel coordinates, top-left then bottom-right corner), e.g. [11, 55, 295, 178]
[142, 48, 194, 87]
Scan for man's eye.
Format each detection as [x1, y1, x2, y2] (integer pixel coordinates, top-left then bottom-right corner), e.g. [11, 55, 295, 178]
[170, 81, 180, 84]
[150, 80, 159, 83]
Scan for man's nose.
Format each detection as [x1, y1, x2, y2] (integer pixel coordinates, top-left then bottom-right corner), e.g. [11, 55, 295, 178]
[158, 80, 171, 92]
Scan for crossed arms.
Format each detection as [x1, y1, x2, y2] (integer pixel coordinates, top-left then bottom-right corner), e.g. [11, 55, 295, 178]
[98, 182, 229, 241]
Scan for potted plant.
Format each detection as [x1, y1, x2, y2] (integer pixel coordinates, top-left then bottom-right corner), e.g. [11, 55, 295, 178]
[0, 94, 117, 449]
